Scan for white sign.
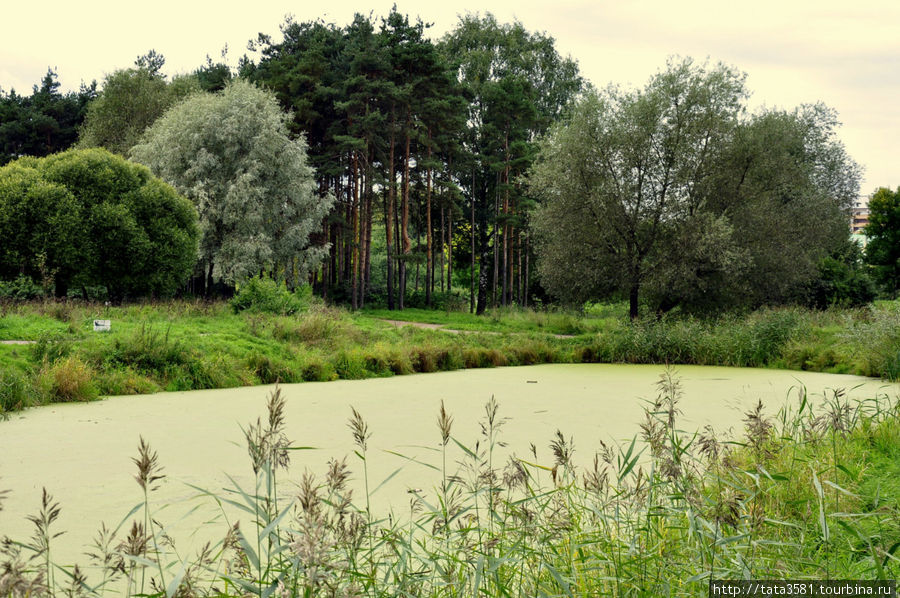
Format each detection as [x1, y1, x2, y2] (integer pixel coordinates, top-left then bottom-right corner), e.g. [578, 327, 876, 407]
[93, 320, 111, 332]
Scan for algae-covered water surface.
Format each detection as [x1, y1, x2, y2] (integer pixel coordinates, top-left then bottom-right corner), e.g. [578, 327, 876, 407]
[1, 363, 896, 565]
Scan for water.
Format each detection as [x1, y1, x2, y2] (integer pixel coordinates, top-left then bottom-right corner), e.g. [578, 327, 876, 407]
[1, 363, 896, 565]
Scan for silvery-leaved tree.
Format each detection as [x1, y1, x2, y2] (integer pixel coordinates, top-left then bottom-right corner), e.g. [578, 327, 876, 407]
[132, 79, 333, 290]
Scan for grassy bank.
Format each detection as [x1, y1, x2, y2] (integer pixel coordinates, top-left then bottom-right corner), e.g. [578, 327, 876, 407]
[1, 374, 898, 596]
[1, 299, 899, 415]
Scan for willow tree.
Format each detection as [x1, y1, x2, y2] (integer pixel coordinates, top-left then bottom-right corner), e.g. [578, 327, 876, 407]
[531, 58, 860, 317]
[530, 59, 749, 318]
[131, 79, 333, 292]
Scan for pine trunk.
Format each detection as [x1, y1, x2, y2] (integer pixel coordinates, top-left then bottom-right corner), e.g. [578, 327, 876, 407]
[350, 149, 359, 310]
[425, 128, 433, 307]
[386, 110, 396, 310]
[400, 122, 411, 310]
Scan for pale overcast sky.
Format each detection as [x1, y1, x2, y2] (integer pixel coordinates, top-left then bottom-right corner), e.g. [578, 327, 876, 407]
[2, 0, 897, 196]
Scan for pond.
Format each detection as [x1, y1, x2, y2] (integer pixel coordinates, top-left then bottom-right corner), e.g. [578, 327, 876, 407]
[1, 363, 896, 566]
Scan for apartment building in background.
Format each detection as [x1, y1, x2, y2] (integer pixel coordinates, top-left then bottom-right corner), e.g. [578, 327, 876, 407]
[851, 197, 869, 235]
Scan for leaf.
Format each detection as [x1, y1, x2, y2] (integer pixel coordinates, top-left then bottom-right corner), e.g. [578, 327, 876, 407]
[258, 499, 295, 539]
[166, 559, 188, 598]
[383, 449, 440, 471]
[824, 479, 859, 498]
[236, 528, 260, 572]
[811, 469, 829, 542]
[371, 466, 404, 496]
[542, 562, 574, 597]
[617, 437, 642, 482]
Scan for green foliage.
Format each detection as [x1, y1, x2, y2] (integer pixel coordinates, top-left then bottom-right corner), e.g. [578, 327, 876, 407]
[230, 276, 310, 315]
[2, 299, 899, 418]
[132, 79, 332, 287]
[245, 353, 298, 384]
[530, 59, 861, 318]
[441, 13, 584, 313]
[804, 240, 876, 309]
[0, 148, 198, 298]
[0, 69, 96, 165]
[844, 304, 900, 380]
[0, 275, 45, 300]
[77, 64, 199, 156]
[0, 368, 40, 414]
[31, 331, 75, 363]
[865, 186, 900, 296]
[38, 355, 99, 402]
[577, 308, 804, 368]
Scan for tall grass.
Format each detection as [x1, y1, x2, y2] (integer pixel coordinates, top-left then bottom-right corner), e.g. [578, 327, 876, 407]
[2, 376, 898, 596]
[2, 301, 899, 416]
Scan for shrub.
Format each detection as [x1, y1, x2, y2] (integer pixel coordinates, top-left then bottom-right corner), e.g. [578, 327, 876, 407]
[0, 149, 198, 298]
[0, 369, 40, 414]
[31, 332, 74, 363]
[462, 347, 507, 368]
[246, 353, 298, 384]
[845, 304, 900, 380]
[0, 275, 45, 301]
[301, 358, 336, 382]
[332, 350, 369, 379]
[230, 276, 309, 315]
[95, 368, 158, 396]
[42, 356, 98, 402]
[102, 324, 190, 374]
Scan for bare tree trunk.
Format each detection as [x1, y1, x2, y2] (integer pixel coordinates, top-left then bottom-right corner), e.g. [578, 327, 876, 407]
[425, 128, 433, 307]
[350, 149, 359, 310]
[386, 110, 396, 310]
[501, 132, 510, 306]
[492, 172, 500, 308]
[448, 212, 453, 294]
[524, 234, 529, 308]
[362, 170, 373, 308]
[470, 170, 476, 314]
[400, 119, 411, 310]
[440, 205, 446, 293]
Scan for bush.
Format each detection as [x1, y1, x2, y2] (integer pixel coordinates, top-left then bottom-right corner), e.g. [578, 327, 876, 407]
[0, 149, 198, 298]
[332, 350, 370, 379]
[0, 275, 45, 301]
[246, 353, 298, 384]
[301, 358, 336, 382]
[41, 356, 98, 402]
[230, 276, 309, 315]
[0, 369, 40, 414]
[31, 332, 74, 363]
[805, 254, 877, 309]
[845, 304, 900, 380]
[101, 325, 190, 374]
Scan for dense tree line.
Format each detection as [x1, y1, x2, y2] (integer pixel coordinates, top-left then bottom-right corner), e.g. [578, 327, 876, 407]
[240, 10, 583, 311]
[0, 69, 96, 165]
[0, 12, 891, 311]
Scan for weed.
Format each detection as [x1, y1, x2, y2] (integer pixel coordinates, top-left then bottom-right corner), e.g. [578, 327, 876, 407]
[40, 356, 99, 402]
[229, 276, 310, 315]
[0, 369, 40, 414]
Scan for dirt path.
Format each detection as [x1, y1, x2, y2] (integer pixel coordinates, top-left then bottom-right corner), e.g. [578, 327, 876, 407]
[379, 319, 447, 330]
[0, 340, 36, 345]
